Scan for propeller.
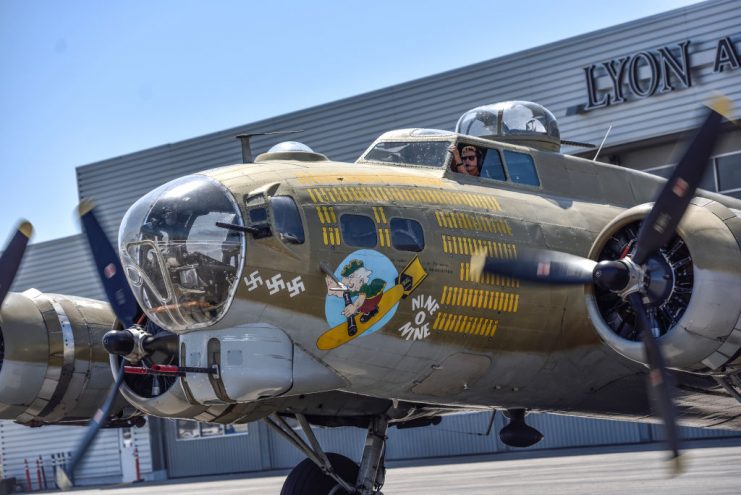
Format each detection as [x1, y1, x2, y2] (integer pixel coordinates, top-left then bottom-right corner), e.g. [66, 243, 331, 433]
[78, 200, 140, 328]
[57, 201, 148, 490]
[0, 220, 33, 307]
[472, 96, 733, 471]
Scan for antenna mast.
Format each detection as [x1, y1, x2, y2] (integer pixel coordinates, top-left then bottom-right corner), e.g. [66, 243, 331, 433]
[593, 125, 613, 162]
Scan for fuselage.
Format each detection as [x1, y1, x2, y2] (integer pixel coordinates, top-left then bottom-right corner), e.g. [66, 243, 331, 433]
[117, 132, 741, 427]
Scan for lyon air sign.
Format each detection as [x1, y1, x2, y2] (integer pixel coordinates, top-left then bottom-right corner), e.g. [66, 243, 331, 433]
[580, 36, 739, 112]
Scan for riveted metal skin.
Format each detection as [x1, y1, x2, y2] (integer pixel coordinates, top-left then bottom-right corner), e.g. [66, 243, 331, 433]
[106, 139, 741, 429]
[0, 290, 133, 425]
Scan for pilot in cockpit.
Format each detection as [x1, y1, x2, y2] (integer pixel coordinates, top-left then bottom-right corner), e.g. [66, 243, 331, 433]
[448, 144, 481, 177]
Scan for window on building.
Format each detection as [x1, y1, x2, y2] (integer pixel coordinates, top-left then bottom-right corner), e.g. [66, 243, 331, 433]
[270, 196, 305, 244]
[503, 151, 540, 186]
[340, 214, 377, 247]
[390, 218, 425, 251]
[716, 152, 741, 195]
[646, 163, 716, 191]
[480, 149, 506, 181]
[175, 420, 249, 440]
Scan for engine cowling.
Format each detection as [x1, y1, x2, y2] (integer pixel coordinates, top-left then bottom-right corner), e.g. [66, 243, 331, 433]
[586, 199, 741, 372]
[0, 290, 137, 425]
[113, 323, 349, 423]
[111, 350, 219, 421]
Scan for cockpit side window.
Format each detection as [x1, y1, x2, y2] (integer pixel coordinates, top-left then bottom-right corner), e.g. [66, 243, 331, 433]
[480, 149, 506, 181]
[340, 214, 378, 247]
[249, 208, 268, 223]
[503, 150, 540, 186]
[270, 196, 305, 244]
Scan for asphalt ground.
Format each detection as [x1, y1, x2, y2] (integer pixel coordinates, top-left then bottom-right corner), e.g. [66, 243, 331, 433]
[59, 439, 741, 495]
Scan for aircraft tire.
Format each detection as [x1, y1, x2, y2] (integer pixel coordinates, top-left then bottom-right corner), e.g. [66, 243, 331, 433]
[280, 453, 359, 495]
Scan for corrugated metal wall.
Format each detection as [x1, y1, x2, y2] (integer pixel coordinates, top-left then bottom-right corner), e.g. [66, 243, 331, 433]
[160, 412, 740, 477]
[71, 0, 741, 244]
[10, 235, 103, 300]
[0, 420, 152, 488]
[11, 0, 741, 298]
[3, 0, 741, 483]
[162, 420, 263, 478]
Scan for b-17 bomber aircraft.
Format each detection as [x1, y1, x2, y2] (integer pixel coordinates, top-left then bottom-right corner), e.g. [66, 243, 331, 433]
[0, 98, 739, 494]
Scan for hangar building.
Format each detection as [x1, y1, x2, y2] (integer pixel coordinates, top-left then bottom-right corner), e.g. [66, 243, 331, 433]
[3, 0, 741, 487]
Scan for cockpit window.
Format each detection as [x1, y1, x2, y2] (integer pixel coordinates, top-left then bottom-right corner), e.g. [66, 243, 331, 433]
[249, 208, 268, 223]
[119, 175, 245, 331]
[480, 149, 506, 181]
[504, 151, 540, 186]
[363, 141, 451, 167]
[271, 196, 305, 244]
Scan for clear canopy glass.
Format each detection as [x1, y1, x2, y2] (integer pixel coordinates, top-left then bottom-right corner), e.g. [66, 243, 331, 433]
[268, 141, 315, 153]
[118, 175, 245, 331]
[362, 140, 451, 167]
[455, 101, 560, 141]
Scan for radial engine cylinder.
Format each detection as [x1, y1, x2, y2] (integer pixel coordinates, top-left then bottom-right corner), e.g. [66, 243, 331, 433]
[586, 200, 741, 372]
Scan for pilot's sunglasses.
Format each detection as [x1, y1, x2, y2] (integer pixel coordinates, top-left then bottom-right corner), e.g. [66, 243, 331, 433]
[462, 155, 476, 160]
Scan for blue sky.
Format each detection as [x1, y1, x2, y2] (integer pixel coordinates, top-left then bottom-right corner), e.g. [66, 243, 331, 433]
[0, 0, 702, 243]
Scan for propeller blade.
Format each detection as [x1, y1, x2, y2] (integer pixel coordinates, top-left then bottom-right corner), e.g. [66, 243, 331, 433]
[78, 200, 140, 328]
[0, 220, 33, 306]
[0, 220, 33, 305]
[56, 361, 126, 490]
[472, 247, 596, 285]
[632, 96, 733, 265]
[627, 292, 683, 474]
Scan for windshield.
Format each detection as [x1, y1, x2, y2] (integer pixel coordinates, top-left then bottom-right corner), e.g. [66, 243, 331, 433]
[119, 175, 245, 332]
[363, 141, 450, 167]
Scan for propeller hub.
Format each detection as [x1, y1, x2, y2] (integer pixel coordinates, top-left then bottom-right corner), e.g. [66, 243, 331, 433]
[614, 257, 648, 299]
[593, 260, 630, 292]
[642, 254, 675, 308]
[593, 258, 647, 298]
[103, 325, 151, 362]
[102, 329, 135, 356]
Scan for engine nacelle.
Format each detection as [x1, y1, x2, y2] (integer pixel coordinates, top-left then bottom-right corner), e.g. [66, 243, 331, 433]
[114, 322, 348, 423]
[0, 290, 136, 425]
[586, 200, 741, 372]
[111, 351, 220, 421]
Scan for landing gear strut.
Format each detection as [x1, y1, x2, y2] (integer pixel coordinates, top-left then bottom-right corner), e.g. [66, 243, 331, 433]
[355, 416, 388, 494]
[266, 414, 388, 495]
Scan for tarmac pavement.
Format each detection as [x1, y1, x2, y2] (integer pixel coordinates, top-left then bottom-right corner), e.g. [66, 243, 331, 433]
[61, 440, 741, 495]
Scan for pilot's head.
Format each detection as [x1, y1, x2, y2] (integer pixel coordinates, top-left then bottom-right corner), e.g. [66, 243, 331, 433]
[461, 146, 480, 176]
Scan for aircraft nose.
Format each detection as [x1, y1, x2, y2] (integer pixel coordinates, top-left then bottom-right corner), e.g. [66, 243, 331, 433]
[118, 175, 246, 332]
